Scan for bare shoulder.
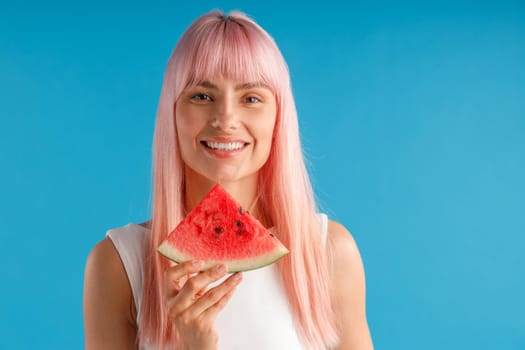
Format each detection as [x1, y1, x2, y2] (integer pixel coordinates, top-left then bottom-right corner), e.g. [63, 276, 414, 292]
[83, 238, 137, 349]
[84, 238, 131, 294]
[327, 220, 361, 264]
[326, 220, 365, 297]
[326, 220, 365, 292]
[327, 220, 374, 349]
[86, 237, 124, 272]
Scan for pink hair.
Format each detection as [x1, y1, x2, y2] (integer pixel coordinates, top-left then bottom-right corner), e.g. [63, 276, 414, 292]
[140, 10, 339, 349]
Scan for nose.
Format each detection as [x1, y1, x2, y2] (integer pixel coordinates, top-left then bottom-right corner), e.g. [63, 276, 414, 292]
[211, 98, 239, 131]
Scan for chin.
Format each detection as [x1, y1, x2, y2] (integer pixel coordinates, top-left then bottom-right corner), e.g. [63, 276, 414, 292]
[187, 165, 245, 184]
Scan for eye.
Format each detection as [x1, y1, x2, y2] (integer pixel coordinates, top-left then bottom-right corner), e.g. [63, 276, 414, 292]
[244, 96, 262, 104]
[190, 93, 213, 102]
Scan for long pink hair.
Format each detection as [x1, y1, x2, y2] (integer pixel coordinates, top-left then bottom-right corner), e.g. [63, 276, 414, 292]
[140, 10, 339, 349]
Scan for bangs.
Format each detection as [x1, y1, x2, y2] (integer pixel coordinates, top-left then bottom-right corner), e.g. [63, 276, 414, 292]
[174, 14, 285, 97]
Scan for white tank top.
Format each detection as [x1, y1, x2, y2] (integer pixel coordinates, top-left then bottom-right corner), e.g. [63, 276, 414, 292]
[106, 214, 328, 350]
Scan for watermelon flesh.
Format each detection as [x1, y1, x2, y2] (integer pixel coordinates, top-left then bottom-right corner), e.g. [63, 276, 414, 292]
[157, 183, 289, 272]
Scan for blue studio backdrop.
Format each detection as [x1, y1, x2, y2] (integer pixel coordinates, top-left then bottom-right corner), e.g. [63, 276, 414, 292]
[1, 0, 524, 349]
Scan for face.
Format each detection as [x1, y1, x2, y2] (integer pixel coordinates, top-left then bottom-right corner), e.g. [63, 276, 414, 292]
[175, 77, 278, 184]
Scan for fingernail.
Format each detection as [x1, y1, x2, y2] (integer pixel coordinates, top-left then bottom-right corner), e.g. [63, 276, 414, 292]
[193, 260, 204, 268]
[216, 264, 226, 274]
[232, 273, 242, 282]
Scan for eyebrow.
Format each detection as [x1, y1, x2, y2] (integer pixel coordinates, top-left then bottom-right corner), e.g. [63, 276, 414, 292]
[197, 80, 269, 91]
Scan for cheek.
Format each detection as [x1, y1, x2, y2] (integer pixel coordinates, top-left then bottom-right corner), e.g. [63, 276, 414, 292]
[175, 111, 198, 163]
[255, 112, 277, 154]
[175, 107, 200, 141]
[175, 107, 188, 133]
[262, 110, 277, 141]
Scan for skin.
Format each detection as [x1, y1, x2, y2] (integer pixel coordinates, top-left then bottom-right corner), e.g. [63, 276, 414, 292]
[175, 77, 277, 212]
[328, 221, 374, 349]
[83, 77, 373, 349]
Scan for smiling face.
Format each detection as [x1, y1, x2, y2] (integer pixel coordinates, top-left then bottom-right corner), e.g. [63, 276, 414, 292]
[175, 77, 278, 185]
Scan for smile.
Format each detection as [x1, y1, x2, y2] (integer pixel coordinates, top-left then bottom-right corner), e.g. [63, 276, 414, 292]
[202, 141, 246, 151]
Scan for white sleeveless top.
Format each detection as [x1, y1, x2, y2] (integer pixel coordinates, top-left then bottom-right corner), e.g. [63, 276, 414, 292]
[106, 214, 328, 350]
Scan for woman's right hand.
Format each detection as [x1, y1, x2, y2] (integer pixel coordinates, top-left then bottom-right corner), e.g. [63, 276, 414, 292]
[165, 260, 242, 350]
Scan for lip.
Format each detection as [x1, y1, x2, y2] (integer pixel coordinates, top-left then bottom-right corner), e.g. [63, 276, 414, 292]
[200, 138, 250, 158]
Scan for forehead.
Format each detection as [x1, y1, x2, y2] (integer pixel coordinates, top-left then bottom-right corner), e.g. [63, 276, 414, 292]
[194, 79, 272, 92]
[186, 61, 273, 90]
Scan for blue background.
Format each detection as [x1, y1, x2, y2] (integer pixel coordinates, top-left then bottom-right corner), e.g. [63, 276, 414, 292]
[1, 0, 524, 349]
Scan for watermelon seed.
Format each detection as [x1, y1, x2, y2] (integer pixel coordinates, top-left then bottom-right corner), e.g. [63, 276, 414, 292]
[239, 206, 244, 214]
[235, 220, 243, 227]
[237, 229, 245, 235]
[214, 226, 224, 235]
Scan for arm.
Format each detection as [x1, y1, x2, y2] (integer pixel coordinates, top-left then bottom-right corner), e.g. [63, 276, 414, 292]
[328, 221, 374, 350]
[83, 238, 137, 349]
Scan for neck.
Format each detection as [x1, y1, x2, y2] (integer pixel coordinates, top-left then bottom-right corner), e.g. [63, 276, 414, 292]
[184, 168, 262, 221]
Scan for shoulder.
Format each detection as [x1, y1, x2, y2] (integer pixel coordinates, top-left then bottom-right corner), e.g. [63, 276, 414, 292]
[326, 220, 374, 349]
[326, 220, 361, 264]
[326, 220, 365, 289]
[84, 237, 136, 321]
[83, 238, 137, 348]
[326, 219, 365, 296]
[84, 237, 130, 287]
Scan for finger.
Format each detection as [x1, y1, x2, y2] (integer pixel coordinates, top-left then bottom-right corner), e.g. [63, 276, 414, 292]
[186, 272, 203, 294]
[189, 272, 243, 318]
[195, 285, 207, 298]
[166, 273, 207, 315]
[165, 260, 204, 297]
[170, 264, 229, 314]
[173, 275, 189, 292]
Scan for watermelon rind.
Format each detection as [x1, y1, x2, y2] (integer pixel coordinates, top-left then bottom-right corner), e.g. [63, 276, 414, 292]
[157, 239, 289, 272]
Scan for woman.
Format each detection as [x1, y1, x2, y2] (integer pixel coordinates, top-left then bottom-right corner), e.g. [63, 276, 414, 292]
[83, 10, 373, 350]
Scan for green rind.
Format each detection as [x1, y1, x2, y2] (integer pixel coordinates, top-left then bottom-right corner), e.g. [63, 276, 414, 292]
[157, 240, 289, 272]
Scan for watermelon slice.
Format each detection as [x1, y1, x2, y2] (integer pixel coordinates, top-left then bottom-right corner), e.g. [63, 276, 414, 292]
[157, 183, 289, 272]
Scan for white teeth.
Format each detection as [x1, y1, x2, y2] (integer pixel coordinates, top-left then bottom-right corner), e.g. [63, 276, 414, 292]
[205, 141, 244, 151]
